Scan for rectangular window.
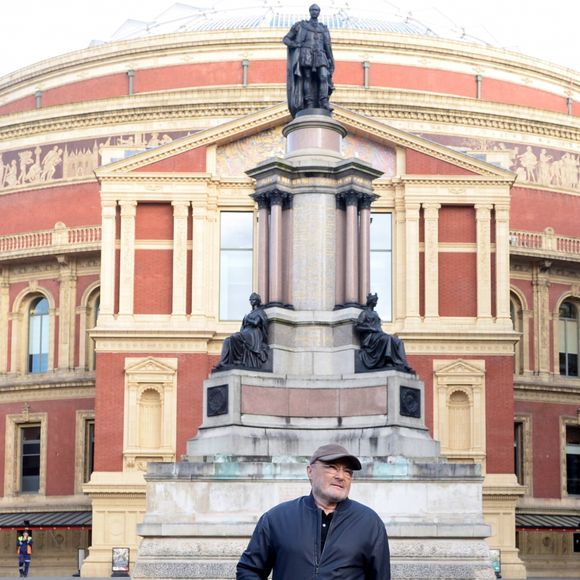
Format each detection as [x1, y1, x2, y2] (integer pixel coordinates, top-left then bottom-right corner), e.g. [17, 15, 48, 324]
[20, 425, 41, 493]
[514, 421, 524, 485]
[566, 426, 580, 495]
[370, 213, 392, 322]
[84, 420, 95, 483]
[220, 212, 253, 320]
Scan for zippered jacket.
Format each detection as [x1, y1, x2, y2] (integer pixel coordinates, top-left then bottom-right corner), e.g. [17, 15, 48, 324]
[236, 493, 390, 579]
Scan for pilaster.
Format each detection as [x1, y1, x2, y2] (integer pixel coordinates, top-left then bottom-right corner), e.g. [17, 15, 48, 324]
[475, 204, 493, 321]
[404, 202, 421, 323]
[99, 201, 117, 321]
[268, 192, 284, 305]
[118, 200, 137, 317]
[495, 204, 511, 322]
[358, 197, 372, 304]
[191, 203, 208, 319]
[171, 201, 189, 317]
[256, 196, 270, 304]
[532, 263, 551, 376]
[57, 258, 77, 369]
[344, 191, 360, 305]
[423, 203, 440, 320]
[0, 272, 9, 373]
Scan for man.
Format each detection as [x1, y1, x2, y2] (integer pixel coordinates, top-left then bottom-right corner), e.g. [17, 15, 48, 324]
[283, 4, 335, 116]
[236, 443, 390, 579]
[16, 529, 32, 577]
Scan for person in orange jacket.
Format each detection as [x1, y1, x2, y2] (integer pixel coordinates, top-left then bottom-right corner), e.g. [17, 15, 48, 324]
[16, 529, 32, 577]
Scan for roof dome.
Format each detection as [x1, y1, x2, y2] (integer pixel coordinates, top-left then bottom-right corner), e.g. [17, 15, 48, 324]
[97, 1, 486, 46]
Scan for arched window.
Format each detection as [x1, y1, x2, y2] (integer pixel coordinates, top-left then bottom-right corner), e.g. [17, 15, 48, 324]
[28, 297, 49, 373]
[86, 293, 100, 371]
[510, 294, 524, 374]
[559, 301, 578, 377]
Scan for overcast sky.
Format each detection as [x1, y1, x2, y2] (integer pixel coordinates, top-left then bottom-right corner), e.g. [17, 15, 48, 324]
[0, 0, 577, 78]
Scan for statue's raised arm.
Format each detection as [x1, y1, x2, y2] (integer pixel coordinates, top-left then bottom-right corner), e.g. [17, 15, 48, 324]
[283, 4, 335, 117]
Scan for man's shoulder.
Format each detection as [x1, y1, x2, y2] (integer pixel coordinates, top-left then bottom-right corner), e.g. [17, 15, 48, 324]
[267, 495, 311, 513]
[344, 498, 383, 520]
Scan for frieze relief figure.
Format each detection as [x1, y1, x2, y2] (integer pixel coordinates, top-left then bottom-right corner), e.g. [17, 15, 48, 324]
[213, 292, 271, 372]
[355, 293, 414, 374]
[283, 3, 335, 116]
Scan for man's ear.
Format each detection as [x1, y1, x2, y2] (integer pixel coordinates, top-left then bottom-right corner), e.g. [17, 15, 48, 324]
[306, 464, 313, 481]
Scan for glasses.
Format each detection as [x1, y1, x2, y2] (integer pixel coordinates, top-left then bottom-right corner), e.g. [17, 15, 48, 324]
[315, 462, 354, 478]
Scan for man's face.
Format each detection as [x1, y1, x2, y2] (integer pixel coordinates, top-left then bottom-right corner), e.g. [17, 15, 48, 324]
[307, 460, 353, 507]
[309, 4, 320, 18]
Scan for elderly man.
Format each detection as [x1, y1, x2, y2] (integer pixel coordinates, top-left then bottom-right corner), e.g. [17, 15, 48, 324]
[236, 444, 391, 579]
[283, 4, 335, 115]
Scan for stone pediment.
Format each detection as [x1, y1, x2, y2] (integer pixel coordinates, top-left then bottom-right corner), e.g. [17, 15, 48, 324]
[124, 356, 177, 376]
[95, 103, 515, 182]
[434, 359, 485, 378]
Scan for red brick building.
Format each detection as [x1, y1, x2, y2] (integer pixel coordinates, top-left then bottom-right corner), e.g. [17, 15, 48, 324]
[0, 4, 578, 576]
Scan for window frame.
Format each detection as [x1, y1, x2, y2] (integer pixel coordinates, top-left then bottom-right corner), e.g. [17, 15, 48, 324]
[75, 411, 96, 493]
[27, 296, 50, 374]
[218, 211, 255, 321]
[4, 412, 47, 497]
[561, 414, 580, 498]
[369, 212, 393, 323]
[558, 300, 579, 378]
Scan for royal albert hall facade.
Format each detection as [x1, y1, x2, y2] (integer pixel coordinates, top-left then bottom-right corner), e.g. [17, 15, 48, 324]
[0, 3, 578, 577]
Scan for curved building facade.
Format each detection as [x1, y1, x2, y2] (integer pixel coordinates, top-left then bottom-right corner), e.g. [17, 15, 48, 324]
[0, 5, 578, 576]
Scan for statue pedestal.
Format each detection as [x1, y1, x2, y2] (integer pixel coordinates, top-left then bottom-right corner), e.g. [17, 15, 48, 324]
[133, 458, 495, 579]
[132, 113, 496, 579]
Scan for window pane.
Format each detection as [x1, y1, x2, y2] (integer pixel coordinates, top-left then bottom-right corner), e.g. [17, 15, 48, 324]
[566, 321, 579, 354]
[20, 426, 40, 493]
[220, 250, 253, 320]
[220, 213, 253, 320]
[370, 213, 392, 322]
[370, 213, 391, 250]
[28, 298, 49, 373]
[221, 212, 253, 249]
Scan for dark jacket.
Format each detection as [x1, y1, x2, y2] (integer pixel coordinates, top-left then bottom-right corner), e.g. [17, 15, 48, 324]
[236, 494, 390, 580]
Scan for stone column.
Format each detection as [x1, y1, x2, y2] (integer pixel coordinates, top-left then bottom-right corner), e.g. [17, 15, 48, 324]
[268, 192, 284, 306]
[118, 200, 137, 316]
[344, 192, 360, 305]
[494, 204, 511, 321]
[358, 196, 372, 304]
[423, 203, 440, 320]
[532, 263, 551, 377]
[405, 202, 421, 321]
[171, 201, 189, 317]
[57, 258, 77, 369]
[255, 195, 270, 305]
[191, 203, 208, 318]
[99, 201, 117, 320]
[475, 204, 493, 320]
[335, 196, 346, 307]
[282, 197, 294, 307]
[0, 272, 9, 373]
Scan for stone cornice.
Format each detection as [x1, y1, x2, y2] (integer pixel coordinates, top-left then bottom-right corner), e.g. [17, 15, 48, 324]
[515, 377, 580, 404]
[0, 85, 578, 147]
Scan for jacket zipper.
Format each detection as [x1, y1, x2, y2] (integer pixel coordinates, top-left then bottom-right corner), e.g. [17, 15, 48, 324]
[316, 510, 337, 577]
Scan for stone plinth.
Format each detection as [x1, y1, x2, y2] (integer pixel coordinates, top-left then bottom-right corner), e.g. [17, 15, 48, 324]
[132, 457, 495, 580]
[194, 366, 439, 459]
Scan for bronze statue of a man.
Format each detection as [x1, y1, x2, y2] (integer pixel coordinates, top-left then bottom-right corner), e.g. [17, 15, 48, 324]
[283, 4, 335, 116]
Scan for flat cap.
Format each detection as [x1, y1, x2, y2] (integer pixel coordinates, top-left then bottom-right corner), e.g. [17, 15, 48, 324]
[309, 443, 362, 470]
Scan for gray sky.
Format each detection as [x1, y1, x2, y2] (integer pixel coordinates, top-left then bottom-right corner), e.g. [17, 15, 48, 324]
[0, 0, 578, 78]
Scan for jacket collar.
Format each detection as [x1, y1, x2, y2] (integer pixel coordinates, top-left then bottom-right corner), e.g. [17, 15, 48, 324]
[306, 492, 351, 512]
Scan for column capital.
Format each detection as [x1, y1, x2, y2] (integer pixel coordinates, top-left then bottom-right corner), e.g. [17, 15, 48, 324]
[475, 203, 493, 213]
[119, 199, 137, 216]
[494, 205, 510, 221]
[251, 192, 270, 210]
[269, 190, 286, 206]
[422, 203, 441, 217]
[171, 201, 190, 218]
[359, 193, 378, 210]
[344, 190, 359, 207]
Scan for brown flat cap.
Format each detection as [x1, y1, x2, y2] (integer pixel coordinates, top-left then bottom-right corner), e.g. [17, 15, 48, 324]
[309, 443, 362, 470]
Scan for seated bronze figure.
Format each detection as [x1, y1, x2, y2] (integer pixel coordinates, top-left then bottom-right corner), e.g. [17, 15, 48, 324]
[355, 293, 414, 374]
